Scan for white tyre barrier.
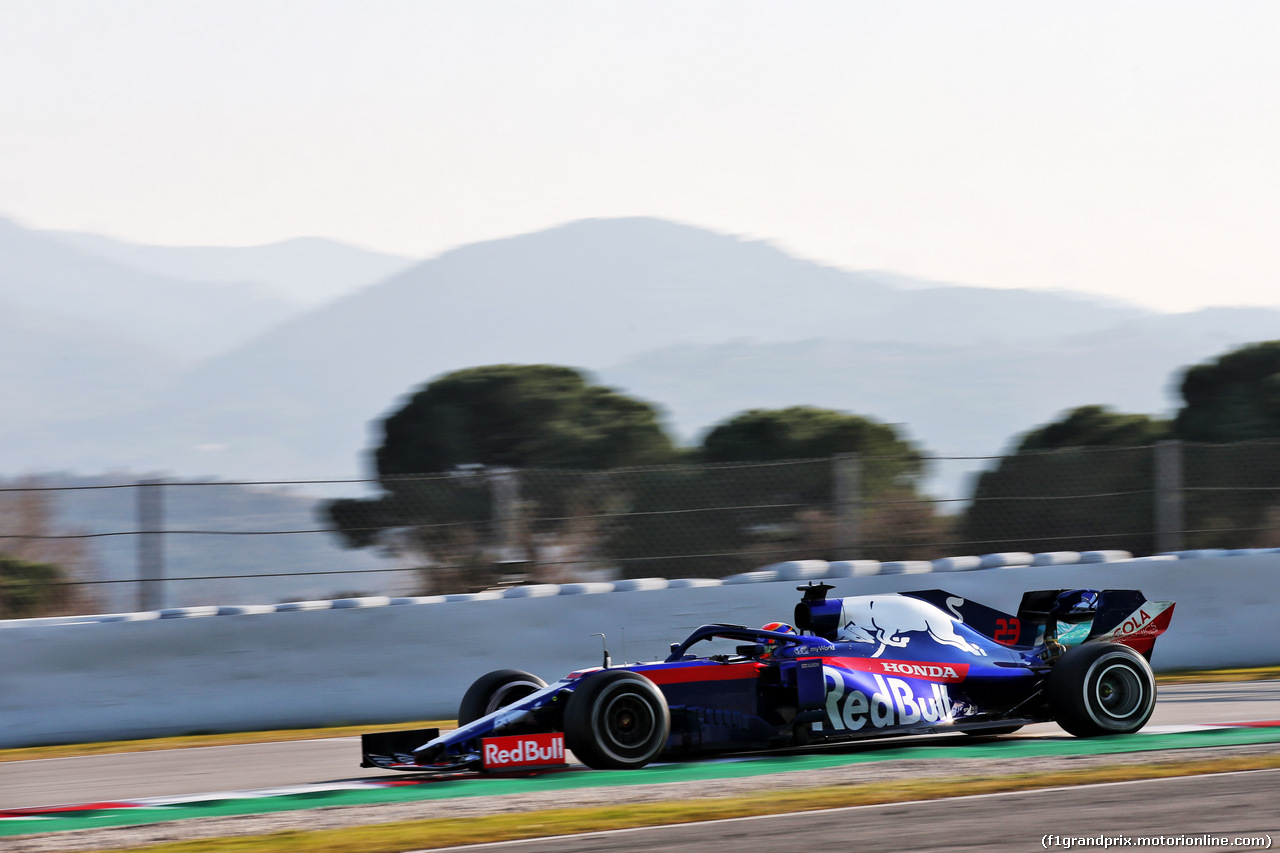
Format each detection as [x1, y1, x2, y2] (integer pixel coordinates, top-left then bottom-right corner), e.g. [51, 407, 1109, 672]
[612, 578, 671, 592]
[444, 591, 504, 602]
[981, 552, 1035, 569]
[159, 606, 220, 619]
[825, 560, 882, 578]
[932, 556, 982, 572]
[331, 597, 393, 609]
[500, 585, 562, 599]
[275, 600, 336, 612]
[773, 561, 832, 581]
[558, 583, 617, 595]
[1032, 551, 1081, 567]
[1080, 550, 1133, 564]
[723, 570, 781, 584]
[879, 561, 933, 575]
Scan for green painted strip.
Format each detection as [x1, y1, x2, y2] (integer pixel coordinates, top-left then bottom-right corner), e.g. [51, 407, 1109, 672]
[6, 726, 1280, 837]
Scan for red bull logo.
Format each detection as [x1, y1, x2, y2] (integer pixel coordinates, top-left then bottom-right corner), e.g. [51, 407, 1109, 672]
[817, 667, 955, 731]
[481, 733, 566, 769]
[837, 595, 986, 657]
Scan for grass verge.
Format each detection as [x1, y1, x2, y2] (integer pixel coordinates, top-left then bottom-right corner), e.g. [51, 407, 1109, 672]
[1158, 665, 1280, 684]
[69, 753, 1280, 853]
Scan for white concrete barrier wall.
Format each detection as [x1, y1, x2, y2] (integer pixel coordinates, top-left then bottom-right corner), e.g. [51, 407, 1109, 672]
[0, 552, 1276, 748]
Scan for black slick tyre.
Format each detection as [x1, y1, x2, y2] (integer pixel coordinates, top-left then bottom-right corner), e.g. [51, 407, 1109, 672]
[458, 669, 547, 726]
[1047, 643, 1156, 737]
[564, 670, 670, 770]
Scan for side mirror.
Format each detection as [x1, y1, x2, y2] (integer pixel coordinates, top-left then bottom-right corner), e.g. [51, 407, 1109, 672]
[736, 643, 767, 658]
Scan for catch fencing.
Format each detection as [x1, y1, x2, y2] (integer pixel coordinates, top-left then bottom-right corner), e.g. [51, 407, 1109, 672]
[2, 439, 1280, 615]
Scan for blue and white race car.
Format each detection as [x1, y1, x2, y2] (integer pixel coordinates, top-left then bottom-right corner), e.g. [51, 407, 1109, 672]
[361, 583, 1175, 772]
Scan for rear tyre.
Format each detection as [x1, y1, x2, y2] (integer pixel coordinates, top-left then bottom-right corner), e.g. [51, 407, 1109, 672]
[564, 670, 670, 770]
[458, 669, 547, 726]
[1048, 643, 1155, 737]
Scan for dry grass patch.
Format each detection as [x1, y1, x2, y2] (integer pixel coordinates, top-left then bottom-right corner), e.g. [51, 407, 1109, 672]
[1158, 666, 1280, 684]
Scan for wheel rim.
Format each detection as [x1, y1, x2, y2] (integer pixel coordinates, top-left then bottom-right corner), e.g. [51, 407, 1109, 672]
[1094, 662, 1144, 720]
[597, 688, 657, 755]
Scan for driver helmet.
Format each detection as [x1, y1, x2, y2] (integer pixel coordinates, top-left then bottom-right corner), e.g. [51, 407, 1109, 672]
[760, 621, 797, 655]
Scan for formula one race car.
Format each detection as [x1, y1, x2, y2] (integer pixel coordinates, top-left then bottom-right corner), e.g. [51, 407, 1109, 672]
[361, 583, 1174, 773]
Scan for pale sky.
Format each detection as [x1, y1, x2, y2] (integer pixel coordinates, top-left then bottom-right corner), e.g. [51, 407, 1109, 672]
[2, 1, 1278, 312]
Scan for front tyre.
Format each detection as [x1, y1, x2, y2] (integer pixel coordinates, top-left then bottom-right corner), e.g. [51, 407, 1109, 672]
[1048, 643, 1155, 737]
[564, 671, 670, 770]
[458, 669, 547, 726]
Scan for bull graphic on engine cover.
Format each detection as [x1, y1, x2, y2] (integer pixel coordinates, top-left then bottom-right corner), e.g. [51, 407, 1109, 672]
[837, 595, 985, 657]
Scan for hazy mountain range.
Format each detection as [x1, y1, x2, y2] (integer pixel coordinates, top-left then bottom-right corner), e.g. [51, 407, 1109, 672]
[5, 213, 1280, 495]
[46, 229, 417, 308]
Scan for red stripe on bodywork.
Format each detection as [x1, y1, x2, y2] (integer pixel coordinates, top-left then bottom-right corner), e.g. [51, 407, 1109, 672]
[636, 663, 763, 685]
[825, 656, 970, 683]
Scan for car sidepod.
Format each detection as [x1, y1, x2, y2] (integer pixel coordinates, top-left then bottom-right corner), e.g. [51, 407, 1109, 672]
[803, 639, 1043, 739]
[626, 659, 782, 754]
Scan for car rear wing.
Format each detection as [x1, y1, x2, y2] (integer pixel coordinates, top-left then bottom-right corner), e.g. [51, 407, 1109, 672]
[1079, 592, 1176, 658]
[902, 588, 1175, 657]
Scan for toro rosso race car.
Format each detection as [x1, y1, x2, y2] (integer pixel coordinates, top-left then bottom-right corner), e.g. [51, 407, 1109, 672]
[361, 584, 1175, 773]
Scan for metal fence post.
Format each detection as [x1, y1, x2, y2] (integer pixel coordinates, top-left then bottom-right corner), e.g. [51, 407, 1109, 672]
[833, 453, 861, 560]
[137, 479, 165, 612]
[490, 468, 526, 564]
[1154, 440, 1184, 554]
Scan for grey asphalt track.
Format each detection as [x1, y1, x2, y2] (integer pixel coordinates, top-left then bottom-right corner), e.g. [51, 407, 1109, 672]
[427, 770, 1280, 853]
[1, 680, 1277, 811]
